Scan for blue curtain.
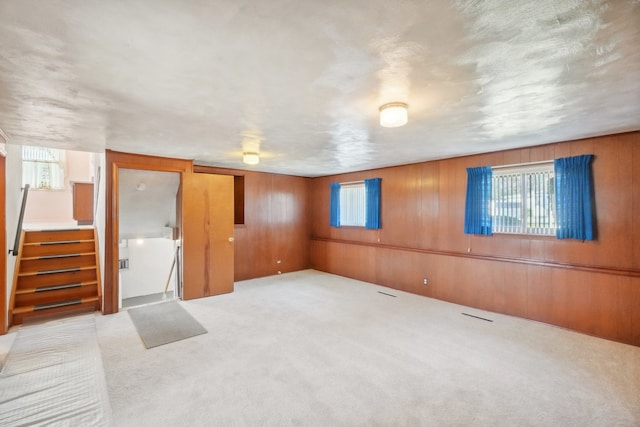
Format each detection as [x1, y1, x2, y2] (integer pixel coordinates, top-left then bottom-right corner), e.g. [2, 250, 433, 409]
[329, 182, 340, 227]
[554, 154, 595, 240]
[464, 166, 493, 235]
[364, 178, 381, 229]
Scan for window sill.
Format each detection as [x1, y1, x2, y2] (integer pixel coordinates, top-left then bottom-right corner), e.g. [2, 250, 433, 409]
[333, 226, 382, 230]
[492, 232, 556, 239]
[29, 188, 67, 192]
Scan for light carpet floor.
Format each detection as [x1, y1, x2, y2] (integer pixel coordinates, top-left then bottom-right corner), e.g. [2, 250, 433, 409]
[97, 270, 640, 426]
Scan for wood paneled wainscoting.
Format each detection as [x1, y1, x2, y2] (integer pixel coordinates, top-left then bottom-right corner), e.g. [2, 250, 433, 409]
[310, 131, 640, 347]
[310, 239, 640, 346]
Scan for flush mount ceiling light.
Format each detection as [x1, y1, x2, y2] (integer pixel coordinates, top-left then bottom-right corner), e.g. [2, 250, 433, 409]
[379, 102, 408, 128]
[243, 151, 260, 165]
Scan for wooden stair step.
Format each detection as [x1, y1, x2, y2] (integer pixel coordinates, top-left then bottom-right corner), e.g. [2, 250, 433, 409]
[14, 282, 98, 307]
[18, 254, 97, 274]
[23, 240, 91, 246]
[28, 228, 80, 232]
[11, 299, 100, 325]
[32, 253, 84, 260]
[36, 299, 83, 311]
[22, 252, 96, 261]
[24, 229, 95, 244]
[11, 297, 101, 325]
[17, 268, 98, 289]
[22, 240, 96, 257]
[19, 266, 88, 277]
[15, 281, 98, 294]
[13, 297, 99, 314]
[37, 240, 84, 245]
[20, 240, 95, 258]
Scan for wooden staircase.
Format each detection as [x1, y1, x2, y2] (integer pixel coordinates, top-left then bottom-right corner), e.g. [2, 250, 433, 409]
[9, 228, 102, 325]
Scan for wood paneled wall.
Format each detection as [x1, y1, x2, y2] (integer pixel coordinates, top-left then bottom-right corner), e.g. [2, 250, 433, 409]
[194, 166, 311, 281]
[310, 132, 640, 346]
[105, 155, 310, 312]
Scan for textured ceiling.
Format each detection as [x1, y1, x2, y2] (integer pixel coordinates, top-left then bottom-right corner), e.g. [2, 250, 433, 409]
[0, 0, 639, 177]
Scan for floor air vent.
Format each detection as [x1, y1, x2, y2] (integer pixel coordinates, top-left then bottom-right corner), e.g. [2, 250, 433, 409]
[378, 291, 397, 297]
[461, 313, 493, 322]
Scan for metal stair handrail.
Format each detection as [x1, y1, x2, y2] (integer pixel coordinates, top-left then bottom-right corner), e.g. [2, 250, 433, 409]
[9, 184, 30, 256]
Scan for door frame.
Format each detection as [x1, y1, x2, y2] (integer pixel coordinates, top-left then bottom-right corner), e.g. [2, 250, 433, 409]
[104, 150, 191, 314]
[0, 151, 6, 334]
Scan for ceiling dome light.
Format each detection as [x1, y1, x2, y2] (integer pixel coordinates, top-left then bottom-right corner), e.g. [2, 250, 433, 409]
[243, 152, 260, 165]
[379, 102, 408, 127]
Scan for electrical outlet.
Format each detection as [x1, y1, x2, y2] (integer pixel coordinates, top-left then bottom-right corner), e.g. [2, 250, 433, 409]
[423, 278, 428, 285]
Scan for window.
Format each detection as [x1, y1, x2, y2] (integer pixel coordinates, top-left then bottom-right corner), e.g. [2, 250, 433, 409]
[22, 146, 66, 190]
[465, 156, 594, 240]
[491, 162, 555, 236]
[329, 178, 381, 229]
[339, 182, 366, 226]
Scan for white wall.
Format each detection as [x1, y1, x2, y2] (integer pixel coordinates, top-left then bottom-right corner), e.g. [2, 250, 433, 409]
[120, 238, 176, 299]
[23, 149, 94, 224]
[5, 144, 22, 320]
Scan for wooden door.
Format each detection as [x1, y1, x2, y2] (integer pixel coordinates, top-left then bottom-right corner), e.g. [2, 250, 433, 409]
[182, 172, 234, 300]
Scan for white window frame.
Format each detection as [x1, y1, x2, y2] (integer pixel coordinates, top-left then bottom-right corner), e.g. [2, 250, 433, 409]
[22, 146, 67, 190]
[339, 181, 366, 227]
[491, 161, 556, 236]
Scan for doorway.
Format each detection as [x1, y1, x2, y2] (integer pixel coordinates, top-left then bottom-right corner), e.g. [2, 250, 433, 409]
[21, 147, 97, 229]
[118, 169, 180, 308]
[103, 150, 235, 315]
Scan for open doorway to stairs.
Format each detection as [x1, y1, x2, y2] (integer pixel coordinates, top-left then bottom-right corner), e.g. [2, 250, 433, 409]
[8, 146, 103, 326]
[117, 169, 180, 309]
[22, 147, 97, 229]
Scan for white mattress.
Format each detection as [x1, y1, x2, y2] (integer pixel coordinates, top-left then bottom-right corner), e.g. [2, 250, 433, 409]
[0, 315, 112, 426]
